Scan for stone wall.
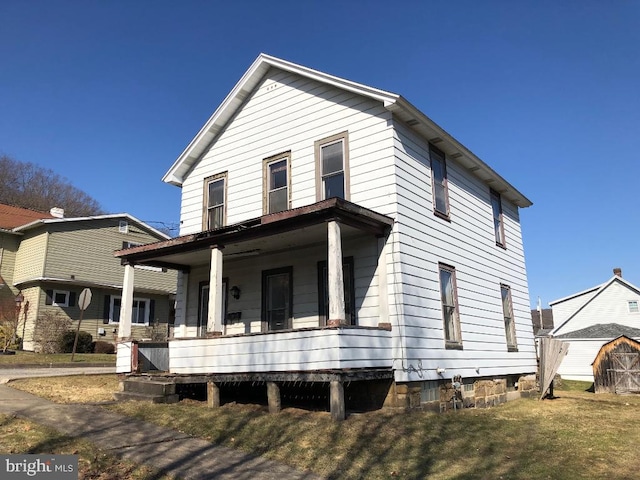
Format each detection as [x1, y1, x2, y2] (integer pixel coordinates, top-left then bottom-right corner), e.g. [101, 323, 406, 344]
[474, 379, 507, 408]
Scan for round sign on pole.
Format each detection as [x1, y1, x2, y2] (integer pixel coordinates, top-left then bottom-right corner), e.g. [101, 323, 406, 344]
[78, 288, 92, 311]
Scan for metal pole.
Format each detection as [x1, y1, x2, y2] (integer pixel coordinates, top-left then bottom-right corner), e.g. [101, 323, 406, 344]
[70, 308, 85, 362]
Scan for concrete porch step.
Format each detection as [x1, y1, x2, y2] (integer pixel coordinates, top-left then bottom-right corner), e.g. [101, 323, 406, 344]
[114, 391, 180, 404]
[122, 378, 176, 396]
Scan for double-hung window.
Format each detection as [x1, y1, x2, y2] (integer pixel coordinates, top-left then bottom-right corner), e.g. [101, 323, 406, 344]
[439, 263, 462, 348]
[501, 284, 517, 350]
[203, 172, 227, 230]
[491, 189, 505, 247]
[263, 152, 291, 214]
[316, 132, 349, 201]
[430, 144, 449, 218]
[109, 296, 151, 325]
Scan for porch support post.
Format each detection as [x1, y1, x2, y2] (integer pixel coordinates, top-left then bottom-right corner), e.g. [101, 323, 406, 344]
[176, 271, 189, 338]
[119, 262, 135, 340]
[207, 246, 224, 335]
[327, 220, 346, 326]
[267, 382, 282, 414]
[377, 236, 390, 328]
[330, 380, 346, 421]
[207, 381, 220, 408]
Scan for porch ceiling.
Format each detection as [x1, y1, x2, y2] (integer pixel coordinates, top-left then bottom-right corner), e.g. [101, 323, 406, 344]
[115, 198, 394, 271]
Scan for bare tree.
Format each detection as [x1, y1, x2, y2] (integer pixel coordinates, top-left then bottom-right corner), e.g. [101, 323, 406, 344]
[0, 154, 104, 217]
[0, 296, 20, 352]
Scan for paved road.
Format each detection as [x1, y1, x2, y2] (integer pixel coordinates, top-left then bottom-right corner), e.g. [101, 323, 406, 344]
[0, 369, 322, 480]
[0, 366, 115, 383]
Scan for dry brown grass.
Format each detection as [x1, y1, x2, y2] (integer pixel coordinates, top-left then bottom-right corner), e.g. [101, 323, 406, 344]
[9, 376, 640, 479]
[10, 374, 119, 403]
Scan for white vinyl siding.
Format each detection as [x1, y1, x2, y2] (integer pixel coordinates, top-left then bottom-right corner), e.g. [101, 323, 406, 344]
[173, 236, 381, 336]
[391, 120, 537, 382]
[179, 68, 394, 235]
[553, 280, 640, 335]
[174, 66, 536, 385]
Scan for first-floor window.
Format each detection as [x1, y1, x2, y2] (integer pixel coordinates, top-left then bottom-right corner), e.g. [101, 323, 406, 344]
[501, 284, 517, 350]
[109, 296, 152, 325]
[45, 289, 75, 307]
[439, 263, 462, 348]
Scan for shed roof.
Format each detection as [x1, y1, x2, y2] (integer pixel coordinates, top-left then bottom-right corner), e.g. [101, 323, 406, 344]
[555, 323, 640, 339]
[163, 54, 532, 208]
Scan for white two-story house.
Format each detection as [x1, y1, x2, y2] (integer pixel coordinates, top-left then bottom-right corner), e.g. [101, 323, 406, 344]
[115, 54, 537, 417]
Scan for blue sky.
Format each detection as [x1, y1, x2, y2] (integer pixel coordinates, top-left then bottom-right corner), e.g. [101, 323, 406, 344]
[1, 1, 638, 308]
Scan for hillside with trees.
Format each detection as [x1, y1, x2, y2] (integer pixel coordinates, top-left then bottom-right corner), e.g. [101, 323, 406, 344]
[0, 155, 104, 217]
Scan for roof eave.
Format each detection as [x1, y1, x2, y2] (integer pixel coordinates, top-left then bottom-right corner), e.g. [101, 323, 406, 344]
[13, 214, 170, 240]
[387, 97, 532, 208]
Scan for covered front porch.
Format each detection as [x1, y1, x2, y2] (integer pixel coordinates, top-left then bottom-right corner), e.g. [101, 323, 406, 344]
[114, 199, 396, 418]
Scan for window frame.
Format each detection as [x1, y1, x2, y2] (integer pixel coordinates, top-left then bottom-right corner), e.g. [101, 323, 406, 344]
[263, 151, 291, 214]
[430, 144, 450, 219]
[628, 300, 639, 313]
[52, 290, 70, 307]
[119, 220, 128, 234]
[438, 263, 462, 349]
[202, 172, 228, 231]
[491, 189, 506, 248]
[109, 296, 151, 326]
[315, 131, 350, 201]
[501, 284, 518, 351]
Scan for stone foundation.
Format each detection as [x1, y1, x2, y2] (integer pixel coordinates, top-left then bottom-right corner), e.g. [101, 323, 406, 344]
[387, 373, 539, 412]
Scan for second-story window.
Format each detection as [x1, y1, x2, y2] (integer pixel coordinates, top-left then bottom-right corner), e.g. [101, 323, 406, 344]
[203, 172, 227, 231]
[491, 189, 505, 247]
[430, 144, 449, 218]
[263, 152, 291, 214]
[316, 131, 349, 201]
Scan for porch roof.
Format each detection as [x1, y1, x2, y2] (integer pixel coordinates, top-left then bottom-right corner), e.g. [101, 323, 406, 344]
[115, 198, 394, 271]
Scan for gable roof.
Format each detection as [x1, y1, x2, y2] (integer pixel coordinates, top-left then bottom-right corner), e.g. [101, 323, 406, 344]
[163, 53, 532, 208]
[550, 275, 640, 335]
[0, 203, 54, 229]
[13, 213, 170, 240]
[555, 323, 640, 339]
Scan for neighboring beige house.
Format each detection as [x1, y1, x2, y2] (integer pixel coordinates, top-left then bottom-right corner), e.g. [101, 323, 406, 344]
[0, 203, 176, 351]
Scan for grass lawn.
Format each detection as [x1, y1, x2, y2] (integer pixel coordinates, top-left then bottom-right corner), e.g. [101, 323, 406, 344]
[0, 350, 115, 366]
[9, 376, 640, 479]
[0, 414, 171, 479]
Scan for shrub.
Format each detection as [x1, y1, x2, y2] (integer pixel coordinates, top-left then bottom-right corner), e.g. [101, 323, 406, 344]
[58, 330, 94, 354]
[93, 340, 115, 354]
[33, 312, 71, 353]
